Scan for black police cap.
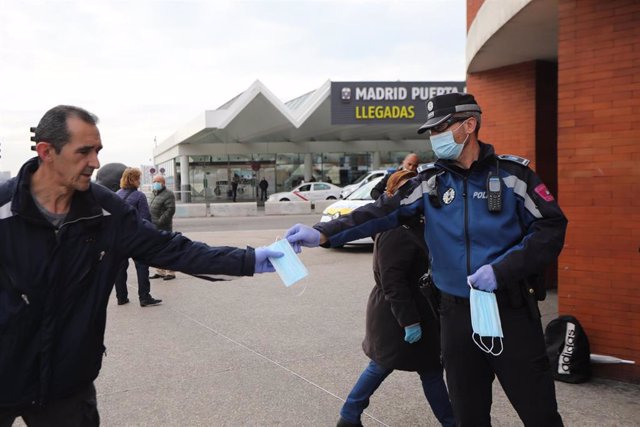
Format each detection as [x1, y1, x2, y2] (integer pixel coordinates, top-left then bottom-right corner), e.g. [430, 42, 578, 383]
[417, 93, 482, 134]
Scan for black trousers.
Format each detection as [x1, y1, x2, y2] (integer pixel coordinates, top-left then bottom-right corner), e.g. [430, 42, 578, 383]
[439, 292, 563, 427]
[114, 258, 151, 301]
[0, 383, 99, 427]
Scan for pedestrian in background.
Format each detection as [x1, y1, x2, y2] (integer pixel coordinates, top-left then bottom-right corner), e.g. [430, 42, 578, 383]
[0, 105, 282, 426]
[285, 92, 568, 427]
[95, 162, 127, 192]
[231, 173, 240, 202]
[370, 152, 420, 200]
[259, 177, 269, 201]
[149, 174, 177, 281]
[114, 167, 162, 307]
[337, 170, 455, 427]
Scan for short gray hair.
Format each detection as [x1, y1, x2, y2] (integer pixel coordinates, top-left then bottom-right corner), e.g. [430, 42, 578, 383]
[34, 105, 98, 153]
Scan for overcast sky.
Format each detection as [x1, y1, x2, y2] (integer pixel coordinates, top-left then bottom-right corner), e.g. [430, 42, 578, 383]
[0, 0, 466, 176]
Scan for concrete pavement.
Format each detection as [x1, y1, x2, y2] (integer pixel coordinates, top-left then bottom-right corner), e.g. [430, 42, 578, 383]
[17, 225, 638, 426]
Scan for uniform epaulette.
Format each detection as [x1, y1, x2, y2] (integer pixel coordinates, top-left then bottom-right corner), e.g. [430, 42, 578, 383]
[498, 154, 530, 167]
[417, 162, 437, 173]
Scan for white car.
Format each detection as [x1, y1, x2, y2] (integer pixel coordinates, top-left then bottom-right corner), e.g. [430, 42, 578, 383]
[267, 182, 342, 202]
[320, 176, 384, 245]
[340, 169, 388, 199]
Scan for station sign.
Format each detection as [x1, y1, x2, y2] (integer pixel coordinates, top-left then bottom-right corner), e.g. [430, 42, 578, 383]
[331, 81, 466, 125]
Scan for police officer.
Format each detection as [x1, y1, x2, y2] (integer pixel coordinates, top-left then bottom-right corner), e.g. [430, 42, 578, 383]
[285, 93, 567, 427]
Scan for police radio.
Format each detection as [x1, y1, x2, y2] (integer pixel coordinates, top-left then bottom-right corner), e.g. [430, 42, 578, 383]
[487, 171, 502, 213]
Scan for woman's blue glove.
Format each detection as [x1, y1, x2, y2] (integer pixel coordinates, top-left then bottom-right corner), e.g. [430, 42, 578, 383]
[404, 323, 422, 344]
[468, 264, 497, 292]
[284, 223, 321, 252]
[254, 247, 283, 274]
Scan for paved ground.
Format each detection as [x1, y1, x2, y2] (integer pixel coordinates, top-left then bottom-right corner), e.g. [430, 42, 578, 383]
[16, 221, 640, 426]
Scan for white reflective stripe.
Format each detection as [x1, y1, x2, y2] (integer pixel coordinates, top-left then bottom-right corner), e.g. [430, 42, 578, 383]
[401, 181, 429, 206]
[0, 201, 13, 219]
[502, 175, 542, 219]
[102, 209, 112, 216]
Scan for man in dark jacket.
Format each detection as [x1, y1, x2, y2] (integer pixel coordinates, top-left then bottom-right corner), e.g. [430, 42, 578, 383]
[149, 174, 177, 280]
[338, 170, 454, 427]
[0, 105, 282, 426]
[286, 93, 567, 427]
[369, 152, 420, 200]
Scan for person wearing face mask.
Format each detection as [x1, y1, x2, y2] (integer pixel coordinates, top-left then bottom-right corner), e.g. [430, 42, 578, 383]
[284, 93, 568, 427]
[149, 175, 177, 280]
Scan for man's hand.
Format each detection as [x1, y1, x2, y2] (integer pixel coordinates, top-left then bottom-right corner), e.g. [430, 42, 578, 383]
[468, 264, 497, 292]
[404, 323, 422, 343]
[284, 224, 323, 252]
[254, 247, 283, 274]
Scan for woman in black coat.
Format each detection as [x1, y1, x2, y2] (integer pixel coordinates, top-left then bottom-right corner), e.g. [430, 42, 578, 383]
[337, 170, 455, 427]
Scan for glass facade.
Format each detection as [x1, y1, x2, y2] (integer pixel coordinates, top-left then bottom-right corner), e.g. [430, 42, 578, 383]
[162, 150, 433, 203]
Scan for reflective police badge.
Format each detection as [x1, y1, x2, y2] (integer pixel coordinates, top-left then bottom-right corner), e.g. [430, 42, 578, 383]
[442, 188, 455, 204]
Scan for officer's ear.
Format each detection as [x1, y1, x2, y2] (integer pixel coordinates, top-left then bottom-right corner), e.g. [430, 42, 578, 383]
[463, 116, 478, 135]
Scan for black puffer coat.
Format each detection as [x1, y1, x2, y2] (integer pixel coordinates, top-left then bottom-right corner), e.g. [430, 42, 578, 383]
[362, 218, 441, 372]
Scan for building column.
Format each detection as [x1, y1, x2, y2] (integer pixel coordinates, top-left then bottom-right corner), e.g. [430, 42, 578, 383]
[372, 151, 381, 169]
[179, 155, 191, 202]
[304, 153, 312, 182]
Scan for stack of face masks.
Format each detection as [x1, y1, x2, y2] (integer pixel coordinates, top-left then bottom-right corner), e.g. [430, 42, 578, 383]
[468, 279, 504, 356]
[268, 239, 309, 287]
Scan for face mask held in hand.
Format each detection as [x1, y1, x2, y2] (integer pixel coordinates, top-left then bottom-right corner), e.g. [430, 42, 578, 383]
[468, 279, 504, 356]
[268, 239, 308, 287]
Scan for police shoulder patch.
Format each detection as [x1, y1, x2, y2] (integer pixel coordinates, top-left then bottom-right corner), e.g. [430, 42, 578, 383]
[417, 162, 437, 173]
[498, 154, 530, 167]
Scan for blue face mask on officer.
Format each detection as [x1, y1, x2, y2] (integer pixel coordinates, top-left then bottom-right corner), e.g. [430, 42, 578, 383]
[430, 120, 469, 160]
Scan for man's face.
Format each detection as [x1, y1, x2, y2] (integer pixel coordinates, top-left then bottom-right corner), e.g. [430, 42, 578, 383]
[50, 117, 102, 192]
[153, 176, 165, 188]
[403, 154, 420, 172]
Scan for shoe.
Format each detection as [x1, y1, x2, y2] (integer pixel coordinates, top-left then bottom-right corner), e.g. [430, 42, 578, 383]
[163, 275, 176, 281]
[336, 418, 362, 427]
[149, 274, 164, 279]
[117, 298, 130, 306]
[140, 297, 163, 307]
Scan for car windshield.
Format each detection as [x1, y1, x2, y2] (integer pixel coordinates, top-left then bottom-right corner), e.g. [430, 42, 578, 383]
[347, 176, 384, 200]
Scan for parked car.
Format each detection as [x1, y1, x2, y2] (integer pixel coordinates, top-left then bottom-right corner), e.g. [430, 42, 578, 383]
[340, 169, 388, 199]
[320, 175, 384, 245]
[267, 182, 342, 202]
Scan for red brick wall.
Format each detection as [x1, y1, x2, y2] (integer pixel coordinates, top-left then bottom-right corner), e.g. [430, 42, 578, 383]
[466, 62, 538, 166]
[557, 0, 640, 382]
[466, 0, 640, 382]
[467, 0, 484, 30]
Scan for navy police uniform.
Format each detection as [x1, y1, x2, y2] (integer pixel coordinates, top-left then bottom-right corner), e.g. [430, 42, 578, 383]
[314, 93, 567, 426]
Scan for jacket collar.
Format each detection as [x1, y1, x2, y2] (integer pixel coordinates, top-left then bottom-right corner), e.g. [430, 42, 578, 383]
[13, 157, 104, 224]
[435, 141, 496, 175]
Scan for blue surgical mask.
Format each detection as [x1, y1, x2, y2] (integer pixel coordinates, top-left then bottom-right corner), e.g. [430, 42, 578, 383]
[469, 279, 504, 356]
[430, 121, 469, 160]
[268, 239, 308, 287]
[152, 182, 163, 191]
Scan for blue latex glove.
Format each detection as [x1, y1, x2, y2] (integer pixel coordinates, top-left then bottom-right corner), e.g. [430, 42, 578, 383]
[468, 264, 498, 292]
[404, 323, 422, 344]
[254, 247, 283, 274]
[284, 223, 321, 253]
